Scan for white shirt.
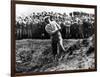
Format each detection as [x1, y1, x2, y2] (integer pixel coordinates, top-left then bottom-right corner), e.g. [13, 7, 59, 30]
[45, 21, 61, 34]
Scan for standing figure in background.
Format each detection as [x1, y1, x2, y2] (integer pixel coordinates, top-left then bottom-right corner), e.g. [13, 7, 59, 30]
[44, 16, 66, 60]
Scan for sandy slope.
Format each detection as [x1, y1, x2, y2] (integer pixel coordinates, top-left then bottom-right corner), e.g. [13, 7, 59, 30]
[16, 35, 95, 73]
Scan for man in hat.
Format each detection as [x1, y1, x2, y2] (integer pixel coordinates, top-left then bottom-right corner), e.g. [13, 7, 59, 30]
[44, 16, 66, 60]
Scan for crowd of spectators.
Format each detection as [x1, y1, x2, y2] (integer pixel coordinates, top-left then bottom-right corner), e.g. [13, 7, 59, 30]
[16, 11, 95, 39]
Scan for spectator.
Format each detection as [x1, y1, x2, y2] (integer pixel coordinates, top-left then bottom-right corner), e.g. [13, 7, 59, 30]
[16, 11, 95, 40]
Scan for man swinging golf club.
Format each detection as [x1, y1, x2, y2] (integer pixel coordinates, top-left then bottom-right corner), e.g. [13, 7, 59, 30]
[44, 16, 66, 60]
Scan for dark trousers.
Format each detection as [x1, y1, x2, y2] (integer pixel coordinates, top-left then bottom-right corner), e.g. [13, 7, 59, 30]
[51, 39, 58, 56]
[51, 31, 65, 57]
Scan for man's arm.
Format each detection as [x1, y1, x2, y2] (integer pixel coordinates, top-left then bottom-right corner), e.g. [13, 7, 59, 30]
[54, 21, 61, 30]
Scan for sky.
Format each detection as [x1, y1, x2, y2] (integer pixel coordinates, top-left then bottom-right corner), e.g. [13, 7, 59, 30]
[16, 4, 95, 17]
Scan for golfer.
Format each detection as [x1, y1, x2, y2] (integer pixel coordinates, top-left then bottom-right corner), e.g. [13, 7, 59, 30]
[44, 16, 66, 60]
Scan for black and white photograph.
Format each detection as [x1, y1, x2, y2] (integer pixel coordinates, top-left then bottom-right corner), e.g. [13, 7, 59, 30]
[12, 1, 97, 76]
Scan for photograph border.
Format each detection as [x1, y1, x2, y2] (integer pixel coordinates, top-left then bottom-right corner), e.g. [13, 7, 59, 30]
[11, 0, 97, 77]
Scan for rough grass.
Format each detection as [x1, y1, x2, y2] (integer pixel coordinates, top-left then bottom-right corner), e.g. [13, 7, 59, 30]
[16, 35, 95, 73]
